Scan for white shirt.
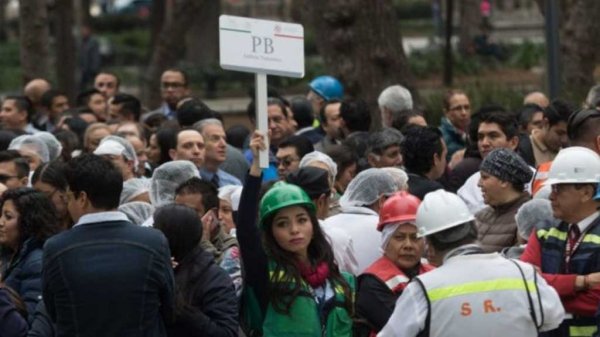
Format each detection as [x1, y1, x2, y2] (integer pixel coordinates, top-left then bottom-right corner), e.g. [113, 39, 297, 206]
[378, 253, 565, 337]
[575, 211, 600, 233]
[319, 219, 359, 275]
[73, 211, 129, 228]
[323, 206, 381, 273]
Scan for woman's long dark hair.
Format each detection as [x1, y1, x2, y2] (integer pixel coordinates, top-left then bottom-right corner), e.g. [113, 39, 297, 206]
[0, 188, 59, 250]
[153, 203, 203, 317]
[263, 206, 353, 316]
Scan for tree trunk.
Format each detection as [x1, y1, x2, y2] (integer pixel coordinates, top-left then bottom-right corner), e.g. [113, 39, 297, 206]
[142, 0, 207, 109]
[536, 0, 600, 99]
[458, 0, 482, 55]
[184, 1, 219, 98]
[149, 0, 166, 52]
[302, 0, 419, 129]
[80, 0, 91, 25]
[184, 1, 219, 68]
[19, 0, 51, 83]
[0, 0, 7, 41]
[53, 0, 76, 101]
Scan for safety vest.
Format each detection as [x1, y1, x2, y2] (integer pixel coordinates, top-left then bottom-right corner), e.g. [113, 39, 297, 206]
[242, 260, 355, 337]
[536, 216, 600, 337]
[362, 257, 435, 337]
[417, 253, 544, 337]
[363, 256, 435, 294]
[532, 161, 552, 195]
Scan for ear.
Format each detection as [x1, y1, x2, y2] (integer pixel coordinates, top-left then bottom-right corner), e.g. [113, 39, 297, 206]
[169, 149, 177, 161]
[19, 176, 29, 187]
[595, 135, 600, 154]
[78, 190, 90, 209]
[508, 136, 519, 151]
[367, 153, 378, 168]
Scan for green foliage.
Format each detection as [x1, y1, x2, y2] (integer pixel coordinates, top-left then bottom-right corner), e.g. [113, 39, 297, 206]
[91, 15, 149, 33]
[507, 40, 545, 69]
[0, 41, 20, 67]
[393, 0, 432, 19]
[103, 28, 151, 65]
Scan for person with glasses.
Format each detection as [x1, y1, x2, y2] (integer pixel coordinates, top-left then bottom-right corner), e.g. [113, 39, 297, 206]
[31, 161, 73, 230]
[0, 151, 29, 190]
[145, 69, 190, 121]
[440, 89, 471, 161]
[275, 135, 313, 180]
[522, 147, 600, 337]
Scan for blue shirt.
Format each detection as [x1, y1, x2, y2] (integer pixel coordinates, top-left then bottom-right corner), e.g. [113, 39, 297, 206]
[199, 168, 242, 187]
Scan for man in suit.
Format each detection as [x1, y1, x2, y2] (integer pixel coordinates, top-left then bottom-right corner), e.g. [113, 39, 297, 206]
[42, 154, 174, 337]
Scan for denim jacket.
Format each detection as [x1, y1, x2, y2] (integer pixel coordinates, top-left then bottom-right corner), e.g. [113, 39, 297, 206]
[42, 219, 174, 337]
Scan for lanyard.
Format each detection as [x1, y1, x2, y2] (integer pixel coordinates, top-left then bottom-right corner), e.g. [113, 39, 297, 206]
[564, 225, 588, 273]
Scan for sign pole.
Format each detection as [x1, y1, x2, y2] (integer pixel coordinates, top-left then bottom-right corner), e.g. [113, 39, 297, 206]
[255, 72, 269, 168]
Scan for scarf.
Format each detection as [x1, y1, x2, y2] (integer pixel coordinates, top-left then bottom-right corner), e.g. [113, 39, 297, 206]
[297, 261, 330, 288]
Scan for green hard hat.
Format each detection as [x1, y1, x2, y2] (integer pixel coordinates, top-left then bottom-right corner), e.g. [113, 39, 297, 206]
[259, 181, 315, 229]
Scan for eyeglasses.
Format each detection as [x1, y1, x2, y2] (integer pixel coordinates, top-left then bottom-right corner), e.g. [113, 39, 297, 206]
[0, 174, 18, 184]
[567, 108, 600, 140]
[550, 183, 593, 194]
[276, 157, 299, 168]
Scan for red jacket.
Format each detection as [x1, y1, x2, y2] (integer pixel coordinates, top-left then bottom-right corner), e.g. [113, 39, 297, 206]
[521, 231, 600, 316]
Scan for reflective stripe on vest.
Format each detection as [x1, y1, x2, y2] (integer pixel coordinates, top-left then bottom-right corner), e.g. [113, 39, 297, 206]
[427, 278, 537, 302]
[363, 256, 434, 293]
[538, 228, 600, 245]
[532, 161, 552, 195]
[419, 254, 543, 337]
[569, 325, 597, 337]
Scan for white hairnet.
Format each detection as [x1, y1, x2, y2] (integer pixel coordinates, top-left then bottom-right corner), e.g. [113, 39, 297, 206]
[299, 151, 338, 181]
[340, 168, 399, 208]
[515, 199, 554, 240]
[8, 135, 50, 163]
[120, 178, 149, 205]
[218, 185, 243, 211]
[33, 132, 63, 161]
[150, 161, 200, 207]
[95, 135, 139, 171]
[380, 167, 409, 191]
[119, 202, 155, 226]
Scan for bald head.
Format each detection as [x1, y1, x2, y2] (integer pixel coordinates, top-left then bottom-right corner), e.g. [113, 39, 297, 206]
[523, 91, 549, 108]
[24, 79, 51, 105]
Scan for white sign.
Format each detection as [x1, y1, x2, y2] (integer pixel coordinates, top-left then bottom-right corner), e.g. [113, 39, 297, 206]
[219, 15, 305, 78]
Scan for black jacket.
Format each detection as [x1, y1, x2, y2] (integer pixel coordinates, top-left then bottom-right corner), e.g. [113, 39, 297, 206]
[166, 247, 238, 337]
[1, 238, 44, 321]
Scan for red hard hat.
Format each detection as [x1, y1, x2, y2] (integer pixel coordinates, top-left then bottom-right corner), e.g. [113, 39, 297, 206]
[377, 191, 421, 231]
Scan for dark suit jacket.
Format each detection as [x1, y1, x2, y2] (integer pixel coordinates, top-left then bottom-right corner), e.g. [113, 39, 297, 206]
[42, 219, 174, 337]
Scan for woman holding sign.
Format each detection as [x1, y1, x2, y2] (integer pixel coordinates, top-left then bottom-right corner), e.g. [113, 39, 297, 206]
[237, 130, 354, 337]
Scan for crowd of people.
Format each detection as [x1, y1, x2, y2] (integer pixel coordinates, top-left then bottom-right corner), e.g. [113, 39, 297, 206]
[0, 69, 598, 337]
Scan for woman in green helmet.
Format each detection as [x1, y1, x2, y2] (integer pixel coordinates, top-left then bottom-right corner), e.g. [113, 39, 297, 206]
[237, 131, 354, 337]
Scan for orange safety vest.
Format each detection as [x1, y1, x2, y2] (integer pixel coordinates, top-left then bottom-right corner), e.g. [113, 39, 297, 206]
[363, 257, 435, 337]
[531, 161, 552, 195]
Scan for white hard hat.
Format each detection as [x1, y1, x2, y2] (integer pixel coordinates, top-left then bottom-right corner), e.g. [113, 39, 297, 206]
[544, 147, 600, 185]
[416, 190, 474, 238]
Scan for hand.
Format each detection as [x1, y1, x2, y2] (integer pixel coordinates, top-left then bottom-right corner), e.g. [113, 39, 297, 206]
[448, 149, 465, 170]
[249, 130, 266, 175]
[201, 210, 217, 241]
[170, 257, 178, 269]
[586, 272, 600, 288]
